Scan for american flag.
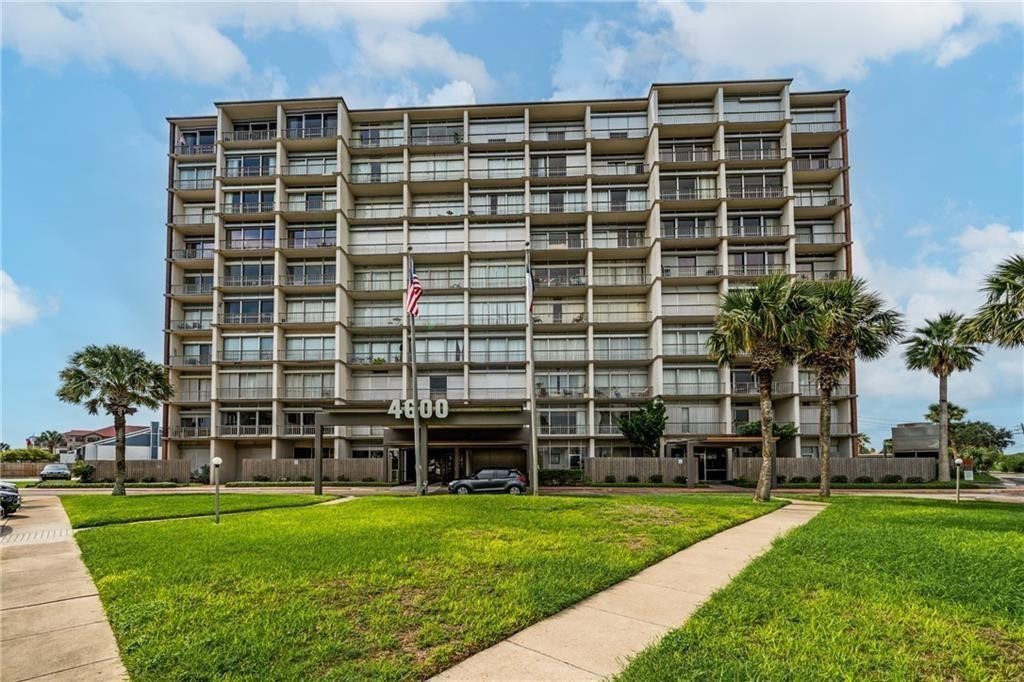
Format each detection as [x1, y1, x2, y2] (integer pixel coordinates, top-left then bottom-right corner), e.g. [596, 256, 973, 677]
[406, 260, 423, 317]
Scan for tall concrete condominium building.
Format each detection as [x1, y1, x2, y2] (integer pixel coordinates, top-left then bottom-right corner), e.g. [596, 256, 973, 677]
[164, 78, 856, 483]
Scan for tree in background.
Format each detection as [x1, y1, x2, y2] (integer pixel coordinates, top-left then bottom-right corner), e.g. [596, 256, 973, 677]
[35, 430, 65, 455]
[962, 254, 1024, 348]
[708, 274, 812, 502]
[903, 313, 983, 481]
[925, 402, 967, 424]
[858, 434, 873, 454]
[617, 399, 668, 458]
[923, 403, 1014, 461]
[0, 442, 9, 452]
[57, 345, 172, 495]
[799, 279, 904, 497]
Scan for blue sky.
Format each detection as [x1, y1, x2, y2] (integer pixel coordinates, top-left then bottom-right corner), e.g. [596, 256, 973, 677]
[2, 2, 1022, 448]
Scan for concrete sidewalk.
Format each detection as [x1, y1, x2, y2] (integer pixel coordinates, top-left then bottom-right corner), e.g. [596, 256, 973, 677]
[433, 500, 826, 681]
[1, 496, 127, 681]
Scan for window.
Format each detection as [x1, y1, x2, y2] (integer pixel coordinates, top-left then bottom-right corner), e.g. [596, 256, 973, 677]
[351, 338, 402, 364]
[539, 442, 587, 469]
[223, 260, 274, 286]
[469, 336, 525, 362]
[660, 174, 717, 200]
[285, 336, 335, 361]
[664, 327, 713, 355]
[725, 173, 784, 199]
[219, 409, 273, 435]
[285, 297, 335, 323]
[415, 336, 463, 362]
[723, 135, 782, 161]
[532, 299, 586, 324]
[286, 111, 338, 138]
[594, 370, 650, 398]
[284, 372, 334, 398]
[223, 190, 275, 213]
[222, 336, 273, 361]
[288, 154, 336, 176]
[535, 372, 586, 398]
[594, 335, 648, 360]
[538, 408, 587, 435]
[728, 212, 784, 237]
[222, 297, 274, 324]
[219, 372, 272, 399]
[410, 122, 463, 145]
[470, 298, 525, 324]
[663, 366, 720, 394]
[225, 154, 275, 178]
[287, 224, 336, 248]
[659, 138, 714, 162]
[287, 259, 336, 285]
[661, 213, 718, 239]
[225, 225, 275, 250]
[177, 166, 214, 189]
[591, 113, 647, 138]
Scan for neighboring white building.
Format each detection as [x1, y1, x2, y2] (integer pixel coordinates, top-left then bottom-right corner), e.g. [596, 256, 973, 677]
[63, 422, 162, 463]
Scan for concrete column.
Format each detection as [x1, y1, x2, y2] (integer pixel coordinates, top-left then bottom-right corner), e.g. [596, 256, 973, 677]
[686, 440, 696, 488]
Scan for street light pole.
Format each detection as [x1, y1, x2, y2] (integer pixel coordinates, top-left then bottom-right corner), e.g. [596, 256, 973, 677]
[211, 456, 223, 523]
[954, 457, 963, 504]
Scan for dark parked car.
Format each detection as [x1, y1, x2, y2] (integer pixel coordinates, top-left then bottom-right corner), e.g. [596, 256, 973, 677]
[39, 463, 72, 481]
[0, 486, 21, 518]
[448, 468, 528, 495]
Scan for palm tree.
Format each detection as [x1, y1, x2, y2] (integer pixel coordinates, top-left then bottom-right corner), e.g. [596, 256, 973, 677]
[903, 313, 982, 481]
[36, 430, 66, 455]
[799, 279, 904, 496]
[962, 254, 1024, 348]
[708, 274, 812, 502]
[57, 345, 172, 495]
[0, 442, 10, 452]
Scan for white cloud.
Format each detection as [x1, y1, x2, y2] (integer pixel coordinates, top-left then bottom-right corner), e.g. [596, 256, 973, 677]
[424, 80, 477, 106]
[0, 271, 57, 333]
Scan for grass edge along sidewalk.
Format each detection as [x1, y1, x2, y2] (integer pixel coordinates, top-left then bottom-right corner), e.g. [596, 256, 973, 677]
[61, 493, 332, 528]
[616, 496, 1024, 682]
[74, 494, 779, 680]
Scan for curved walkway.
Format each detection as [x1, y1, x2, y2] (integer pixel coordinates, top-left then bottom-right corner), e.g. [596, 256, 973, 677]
[433, 500, 826, 681]
[1, 496, 127, 681]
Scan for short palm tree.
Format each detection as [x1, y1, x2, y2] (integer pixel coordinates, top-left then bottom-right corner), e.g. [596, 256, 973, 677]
[903, 313, 982, 481]
[36, 430, 66, 455]
[799, 279, 904, 496]
[963, 254, 1024, 348]
[708, 274, 812, 502]
[57, 345, 172, 495]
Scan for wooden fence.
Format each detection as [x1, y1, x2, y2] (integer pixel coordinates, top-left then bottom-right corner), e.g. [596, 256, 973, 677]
[0, 462, 49, 478]
[241, 458, 389, 482]
[90, 460, 191, 482]
[733, 457, 937, 482]
[584, 457, 689, 483]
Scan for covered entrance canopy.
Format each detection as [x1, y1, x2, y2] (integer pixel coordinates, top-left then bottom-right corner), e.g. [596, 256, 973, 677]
[666, 435, 780, 483]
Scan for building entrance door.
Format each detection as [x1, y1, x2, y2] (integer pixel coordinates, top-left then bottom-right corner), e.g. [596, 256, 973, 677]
[696, 448, 728, 481]
[428, 448, 456, 483]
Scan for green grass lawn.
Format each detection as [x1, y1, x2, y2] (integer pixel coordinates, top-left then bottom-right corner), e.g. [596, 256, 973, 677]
[74, 494, 779, 680]
[62, 493, 331, 528]
[618, 497, 1024, 682]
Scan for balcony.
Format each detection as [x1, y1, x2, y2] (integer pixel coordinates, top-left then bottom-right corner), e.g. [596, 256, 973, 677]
[221, 276, 273, 288]
[468, 275, 524, 289]
[283, 161, 337, 177]
[531, 232, 586, 250]
[728, 224, 788, 239]
[725, 187, 786, 200]
[285, 273, 336, 287]
[222, 202, 275, 215]
[591, 163, 648, 177]
[169, 426, 211, 438]
[467, 131, 525, 145]
[284, 126, 337, 140]
[659, 149, 716, 164]
[221, 312, 275, 325]
[409, 131, 464, 147]
[728, 264, 789, 277]
[658, 111, 717, 125]
[468, 239, 523, 253]
[347, 352, 402, 366]
[349, 277, 404, 292]
[170, 213, 214, 226]
[529, 165, 586, 180]
[723, 110, 785, 123]
[282, 199, 338, 213]
[794, 194, 845, 208]
[590, 127, 648, 140]
[535, 386, 587, 399]
[218, 424, 273, 437]
[174, 144, 215, 156]
[592, 273, 650, 286]
[347, 314, 404, 328]
[171, 247, 214, 260]
[661, 226, 721, 241]
[591, 198, 649, 212]
[415, 350, 466, 364]
[350, 130, 405, 149]
[529, 129, 585, 143]
[662, 382, 724, 396]
[534, 349, 586, 362]
[469, 313, 527, 326]
[223, 166, 275, 179]
[169, 319, 212, 332]
[350, 170, 403, 184]
[800, 383, 851, 397]
[469, 167, 526, 181]
[409, 169, 464, 182]
[793, 158, 844, 171]
[539, 424, 589, 436]
[352, 205, 404, 220]
[662, 343, 709, 357]
[221, 238, 276, 251]
[591, 310, 650, 324]
[535, 271, 586, 288]
[796, 231, 847, 246]
[170, 283, 213, 296]
[796, 269, 847, 281]
[175, 390, 211, 403]
[174, 179, 215, 191]
[347, 241, 404, 255]
[411, 203, 465, 219]
[282, 387, 335, 399]
[281, 349, 336, 362]
[343, 389, 393, 402]
[593, 348, 650, 361]
[286, 235, 337, 250]
[594, 386, 653, 399]
[592, 233, 648, 250]
[168, 355, 211, 367]
[418, 272, 464, 289]
[724, 147, 785, 161]
[661, 304, 719, 318]
[468, 350, 526, 363]
[218, 388, 273, 400]
[666, 422, 728, 435]
[222, 130, 276, 143]
[531, 198, 586, 215]
[662, 265, 723, 278]
[219, 350, 273, 362]
[469, 203, 524, 218]
[731, 381, 794, 395]
[281, 311, 335, 325]
[280, 425, 340, 436]
[661, 189, 719, 201]
[801, 422, 852, 436]
[532, 311, 587, 325]
[792, 121, 841, 134]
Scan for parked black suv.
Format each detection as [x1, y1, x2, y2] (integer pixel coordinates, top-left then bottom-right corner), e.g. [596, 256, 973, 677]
[448, 468, 528, 495]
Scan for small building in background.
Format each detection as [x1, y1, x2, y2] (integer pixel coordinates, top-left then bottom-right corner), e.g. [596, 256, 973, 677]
[890, 422, 939, 458]
[60, 422, 162, 463]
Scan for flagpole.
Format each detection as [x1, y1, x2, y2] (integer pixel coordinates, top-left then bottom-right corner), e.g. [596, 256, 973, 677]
[408, 248, 425, 495]
[525, 242, 540, 496]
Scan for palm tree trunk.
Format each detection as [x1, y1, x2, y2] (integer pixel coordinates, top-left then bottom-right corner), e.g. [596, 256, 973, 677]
[937, 374, 950, 482]
[755, 376, 775, 502]
[113, 413, 127, 496]
[818, 387, 833, 497]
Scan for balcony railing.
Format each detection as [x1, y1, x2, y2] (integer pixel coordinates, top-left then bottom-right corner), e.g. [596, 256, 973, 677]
[661, 226, 721, 240]
[662, 382, 723, 396]
[532, 311, 587, 325]
[726, 187, 786, 200]
[591, 163, 648, 176]
[222, 130, 276, 142]
[531, 232, 586, 250]
[168, 355, 211, 367]
[344, 389, 395, 401]
[218, 425, 273, 436]
[412, 240, 464, 253]
[221, 238, 276, 251]
[350, 132, 405, 149]
[468, 275, 524, 288]
[539, 424, 589, 435]
[591, 311, 650, 323]
[801, 422, 852, 436]
[176, 390, 211, 403]
[794, 194, 845, 208]
[800, 383, 851, 397]
[219, 350, 273, 362]
[591, 198, 649, 212]
[724, 148, 784, 161]
[796, 269, 846, 281]
[285, 273, 336, 286]
[223, 166, 275, 179]
[467, 131, 525, 144]
[170, 319, 212, 331]
[728, 224, 788, 238]
[592, 273, 650, 286]
[281, 311, 335, 324]
[591, 127, 648, 140]
[409, 169, 465, 182]
[170, 283, 213, 295]
[284, 161, 337, 176]
[352, 205, 404, 220]
[174, 144, 215, 155]
[221, 276, 273, 288]
[535, 272, 586, 287]
[529, 165, 586, 179]
[731, 381, 794, 395]
[468, 387, 528, 400]
[347, 241, 404, 255]
[218, 388, 273, 400]
[469, 203, 525, 217]
[665, 422, 728, 434]
[418, 273, 464, 289]
[348, 314, 404, 327]
[416, 351, 466, 363]
[661, 189, 718, 201]
[468, 240, 522, 252]
[409, 132, 464, 146]
[350, 170, 403, 184]
[592, 233, 649, 250]
[724, 110, 785, 123]
[469, 167, 526, 180]
[729, 264, 789, 277]
[286, 236, 337, 249]
[171, 247, 214, 260]
[659, 149, 716, 163]
[222, 202, 275, 215]
[662, 265, 723, 278]
[170, 426, 211, 438]
[221, 313, 275, 324]
[793, 158, 844, 171]
[282, 387, 335, 399]
[170, 213, 213, 225]
[594, 386, 653, 399]
[468, 351, 527, 363]
[281, 350, 335, 361]
[531, 199, 586, 214]
[661, 304, 719, 317]
[469, 313, 527, 326]
[349, 277, 404, 291]
[174, 179, 214, 190]
[658, 112, 717, 125]
[534, 349, 586, 362]
[593, 349, 650, 361]
[347, 352, 402, 365]
[796, 232, 846, 245]
[284, 126, 337, 140]
[535, 387, 587, 399]
[411, 203, 465, 218]
[529, 129, 585, 142]
[792, 121, 841, 134]
[282, 199, 338, 213]
[663, 343, 709, 357]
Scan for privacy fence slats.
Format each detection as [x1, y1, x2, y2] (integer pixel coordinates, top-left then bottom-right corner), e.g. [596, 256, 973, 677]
[0, 462, 49, 477]
[583, 458, 689, 482]
[732, 457, 937, 482]
[241, 458, 388, 482]
[91, 460, 191, 482]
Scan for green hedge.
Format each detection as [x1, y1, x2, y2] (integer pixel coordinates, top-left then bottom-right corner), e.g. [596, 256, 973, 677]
[994, 454, 1024, 473]
[36, 481, 185, 489]
[1, 448, 58, 463]
[537, 469, 585, 486]
[224, 481, 391, 487]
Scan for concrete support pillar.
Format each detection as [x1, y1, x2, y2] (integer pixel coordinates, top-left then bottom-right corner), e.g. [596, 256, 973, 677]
[686, 440, 697, 489]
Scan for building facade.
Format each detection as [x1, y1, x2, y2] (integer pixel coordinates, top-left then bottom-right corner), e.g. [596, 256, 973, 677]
[164, 78, 856, 482]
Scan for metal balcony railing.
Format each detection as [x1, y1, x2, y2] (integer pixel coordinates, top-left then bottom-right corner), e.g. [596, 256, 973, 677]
[724, 110, 785, 123]
[591, 127, 648, 140]
[594, 386, 652, 400]
[409, 131, 464, 146]
[663, 343, 710, 356]
[529, 129, 585, 142]
[532, 311, 587, 324]
[346, 241, 404, 254]
[801, 422, 852, 436]
[218, 388, 273, 400]
[412, 240, 464, 253]
[468, 351, 527, 363]
[219, 350, 273, 362]
[592, 233, 648, 249]
[591, 163, 648, 176]
[281, 349, 335, 362]
[529, 165, 586, 179]
[661, 225, 721, 240]
[347, 352, 402, 365]
[411, 203, 465, 218]
[281, 311, 334, 324]
[285, 273, 336, 286]
[170, 319, 212, 331]
[534, 349, 587, 362]
[728, 264, 789, 277]
[175, 179, 215, 190]
[468, 240, 522, 252]
[418, 273, 464, 289]
[170, 426, 211, 438]
[469, 203, 525, 217]
[731, 381, 794, 395]
[223, 166, 275, 178]
[539, 424, 589, 435]
[469, 387, 528, 400]
[662, 265, 723, 278]
[347, 314, 404, 327]
[531, 232, 586, 250]
[350, 170, 403, 183]
[352, 205, 404, 220]
[661, 382, 724, 396]
[168, 355, 211, 367]
[171, 247, 214, 260]
[221, 276, 273, 288]
[171, 283, 213, 295]
[222, 202, 275, 215]
[661, 304, 719, 317]
[283, 161, 337, 176]
[350, 132, 405, 148]
[726, 187, 786, 200]
[409, 169, 464, 182]
[221, 239, 276, 251]
[593, 349, 650, 361]
[724, 148, 784, 161]
[535, 386, 587, 399]
[218, 425, 273, 436]
[349, 277, 404, 291]
[592, 273, 649, 286]
[794, 194, 845, 208]
[795, 231, 846, 245]
[657, 112, 717, 125]
[591, 311, 651, 323]
[282, 387, 335, 399]
[665, 422, 728, 434]
[534, 272, 586, 287]
[170, 213, 214, 225]
[728, 224, 787, 238]
[175, 390, 211, 403]
[467, 131, 525, 144]
[469, 313, 527, 325]
[416, 351, 465, 363]
[468, 275, 524, 288]
[222, 130, 276, 142]
[174, 144, 215, 155]
[793, 157, 844, 171]
[792, 121, 841, 134]
[221, 312, 275, 324]
[282, 199, 338, 212]
[468, 167, 525, 180]
[344, 389, 394, 401]
[661, 188, 718, 201]
[591, 198, 649, 212]
[659, 148, 716, 163]
[531, 199, 587, 214]
[800, 383, 851, 397]
[286, 236, 337, 249]
[796, 269, 847, 281]
[285, 126, 338, 139]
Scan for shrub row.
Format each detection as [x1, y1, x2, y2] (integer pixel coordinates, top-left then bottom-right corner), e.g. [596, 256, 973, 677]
[36, 481, 183, 489]
[600, 474, 686, 484]
[225, 480, 390, 487]
[1, 448, 58, 463]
